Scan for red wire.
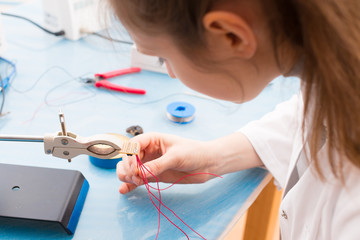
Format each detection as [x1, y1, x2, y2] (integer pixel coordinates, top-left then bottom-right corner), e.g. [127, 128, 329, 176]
[136, 155, 220, 240]
[147, 172, 223, 191]
[137, 159, 162, 239]
[137, 158, 189, 239]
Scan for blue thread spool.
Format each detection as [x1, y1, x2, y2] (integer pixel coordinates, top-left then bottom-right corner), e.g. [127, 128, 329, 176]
[89, 133, 128, 169]
[89, 155, 123, 169]
[166, 101, 195, 124]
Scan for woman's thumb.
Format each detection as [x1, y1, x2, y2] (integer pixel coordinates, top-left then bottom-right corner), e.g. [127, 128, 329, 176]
[141, 156, 170, 178]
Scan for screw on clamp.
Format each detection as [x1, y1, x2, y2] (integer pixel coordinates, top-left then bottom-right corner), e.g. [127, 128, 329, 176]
[59, 110, 71, 163]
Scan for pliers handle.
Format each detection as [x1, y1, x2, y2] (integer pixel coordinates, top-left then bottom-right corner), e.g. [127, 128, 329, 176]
[94, 67, 146, 95]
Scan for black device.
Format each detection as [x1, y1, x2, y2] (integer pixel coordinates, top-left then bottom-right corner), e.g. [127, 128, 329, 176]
[0, 163, 89, 235]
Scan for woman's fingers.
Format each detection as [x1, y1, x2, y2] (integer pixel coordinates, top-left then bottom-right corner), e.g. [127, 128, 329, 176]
[119, 182, 138, 194]
[141, 154, 175, 178]
[116, 155, 139, 182]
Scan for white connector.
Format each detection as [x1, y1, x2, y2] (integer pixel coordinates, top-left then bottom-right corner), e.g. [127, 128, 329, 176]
[130, 45, 167, 74]
[42, 0, 108, 41]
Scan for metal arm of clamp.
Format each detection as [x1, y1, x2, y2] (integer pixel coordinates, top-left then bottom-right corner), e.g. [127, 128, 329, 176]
[0, 111, 140, 162]
[44, 132, 140, 160]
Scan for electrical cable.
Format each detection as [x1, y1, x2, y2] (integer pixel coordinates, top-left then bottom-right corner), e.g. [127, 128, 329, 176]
[19, 67, 96, 124]
[0, 57, 16, 117]
[109, 90, 237, 109]
[90, 32, 133, 45]
[1, 12, 65, 37]
[0, 57, 16, 92]
[15, 64, 235, 123]
[0, 76, 5, 116]
[0, 57, 17, 117]
[10, 66, 77, 93]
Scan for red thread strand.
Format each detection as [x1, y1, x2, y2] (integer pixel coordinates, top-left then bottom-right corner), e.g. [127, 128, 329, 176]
[137, 157, 189, 239]
[136, 155, 221, 240]
[137, 161, 163, 239]
[139, 162, 193, 239]
[148, 172, 223, 191]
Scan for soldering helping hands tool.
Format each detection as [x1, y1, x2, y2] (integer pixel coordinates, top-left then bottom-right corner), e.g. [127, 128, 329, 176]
[0, 111, 139, 162]
[83, 67, 146, 95]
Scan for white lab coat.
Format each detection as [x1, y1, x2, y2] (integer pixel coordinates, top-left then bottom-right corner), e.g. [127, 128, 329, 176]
[240, 93, 360, 240]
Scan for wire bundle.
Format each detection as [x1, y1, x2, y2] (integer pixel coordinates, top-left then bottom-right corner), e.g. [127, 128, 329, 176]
[0, 57, 16, 116]
[135, 155, 222, 239]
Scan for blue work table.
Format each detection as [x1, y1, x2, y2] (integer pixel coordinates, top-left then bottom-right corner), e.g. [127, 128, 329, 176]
[0, 1, 300, 239]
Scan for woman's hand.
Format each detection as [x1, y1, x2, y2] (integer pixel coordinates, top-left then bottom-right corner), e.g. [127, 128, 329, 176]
[116, 131, 263, 194]
[116, 132, 216, 194]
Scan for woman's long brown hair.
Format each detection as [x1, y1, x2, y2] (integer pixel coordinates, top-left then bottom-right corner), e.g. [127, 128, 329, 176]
[267, 0, 360, 179]
[109, 0, 360, 179]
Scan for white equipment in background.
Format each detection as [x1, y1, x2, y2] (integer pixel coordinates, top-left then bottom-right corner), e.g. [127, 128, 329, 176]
[0, 16, 6, 54]
[42, 0, 108, 41]
[130, 45, 167, 74]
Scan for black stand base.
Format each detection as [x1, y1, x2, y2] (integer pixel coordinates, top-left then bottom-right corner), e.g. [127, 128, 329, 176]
[0, 163, 89, 235]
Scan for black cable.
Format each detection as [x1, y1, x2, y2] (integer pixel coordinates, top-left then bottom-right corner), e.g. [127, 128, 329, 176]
[91, 32, 133, 45]
[1, 12, 65, 36]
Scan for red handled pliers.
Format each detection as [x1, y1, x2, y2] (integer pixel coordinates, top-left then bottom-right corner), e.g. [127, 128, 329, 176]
[84, 67, 146, 95]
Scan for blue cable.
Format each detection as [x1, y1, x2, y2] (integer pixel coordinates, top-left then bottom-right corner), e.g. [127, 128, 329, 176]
[0, 57, 16, 116]
[0, 57, 17, 91]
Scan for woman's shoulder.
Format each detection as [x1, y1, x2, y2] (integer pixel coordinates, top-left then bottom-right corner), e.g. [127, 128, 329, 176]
[341, 160, 360, 200]
[330, 161, 360, 238]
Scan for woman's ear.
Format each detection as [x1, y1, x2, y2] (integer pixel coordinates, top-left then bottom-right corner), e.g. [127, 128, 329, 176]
[203, 11, 257, 59]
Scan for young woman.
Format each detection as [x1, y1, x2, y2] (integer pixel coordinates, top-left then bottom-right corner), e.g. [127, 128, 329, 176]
[111, 0, 360, 239]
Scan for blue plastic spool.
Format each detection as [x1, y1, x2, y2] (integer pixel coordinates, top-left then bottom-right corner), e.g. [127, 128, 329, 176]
[89, 133, 128, 169]
[89, 155, 123, 169]
[166, 101, 195, 124]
